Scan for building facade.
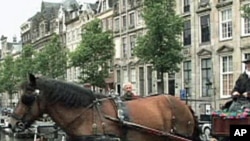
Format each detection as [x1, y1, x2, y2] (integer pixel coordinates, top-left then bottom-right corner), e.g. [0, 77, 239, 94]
[62, 0, 97, 83]
[95, 0, 115, 91]
[14, 0, 250, 115]
[20, 1, 62, 50]
[112, 0, 250, 115]
[174, 0, 250, 115]
[0, 35, 22, 107]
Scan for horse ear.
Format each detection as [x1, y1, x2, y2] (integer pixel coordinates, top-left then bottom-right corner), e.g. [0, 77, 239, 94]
[28, 73, 36, 86]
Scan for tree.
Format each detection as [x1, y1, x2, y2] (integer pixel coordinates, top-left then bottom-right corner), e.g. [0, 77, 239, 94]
[242, 5, 250, 18]
[34, 34, 68, 79]
[69, 18, 114, 89]
[0, 55, 19, 106]
[134, 0, 184, 93]
[15, 44, 36, 81]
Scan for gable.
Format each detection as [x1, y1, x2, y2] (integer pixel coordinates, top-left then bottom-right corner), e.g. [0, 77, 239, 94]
[197, 48, 212, 56]
[216, 45, 234, 53]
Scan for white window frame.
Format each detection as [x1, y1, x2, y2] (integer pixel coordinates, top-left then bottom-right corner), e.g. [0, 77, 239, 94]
[242, 53, 250, 71]
[129, 12, 135, 26]
[130, 68, 136, 83]
[219, 8, 232, 40]
[123, 69, 128, 84]
[122, 37, 127, 58]
[137, 10, 143, 25]
[114, 18, 120, 31]
[183, 61, 192, 97]
[241, 3, 250, 36]
[200, 58, 212, 97]
[129, 34, 136, 57]
[199, 13, 210, 43]
[220, 55, 233, 98]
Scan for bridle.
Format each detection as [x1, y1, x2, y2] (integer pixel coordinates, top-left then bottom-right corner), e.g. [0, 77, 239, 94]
[11, 90, 119, 139]
[11, 90, 41, 130]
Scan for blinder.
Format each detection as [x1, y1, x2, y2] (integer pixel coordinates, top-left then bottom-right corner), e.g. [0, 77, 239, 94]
[21, 89, 40, 106]
[21, 94, 36, 106]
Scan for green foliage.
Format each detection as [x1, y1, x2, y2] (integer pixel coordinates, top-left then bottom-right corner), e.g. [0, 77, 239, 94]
[34, 34, 68, 79]
[241, 5, 250, 18]
[0, 55, 19, 102]
[135, 0, 184, 74]
[70, 18, 114, 88]
[15, 44, 36, 80]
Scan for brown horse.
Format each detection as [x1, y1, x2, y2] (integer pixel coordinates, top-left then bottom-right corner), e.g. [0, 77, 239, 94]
[9, 73, 201, 141]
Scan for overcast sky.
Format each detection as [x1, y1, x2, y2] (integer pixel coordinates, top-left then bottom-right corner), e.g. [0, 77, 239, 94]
[0, 0, 94, 43]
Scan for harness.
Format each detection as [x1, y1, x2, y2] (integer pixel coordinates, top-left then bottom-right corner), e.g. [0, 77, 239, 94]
[66, 96, 123, 141]
[12, 93, 193, 141]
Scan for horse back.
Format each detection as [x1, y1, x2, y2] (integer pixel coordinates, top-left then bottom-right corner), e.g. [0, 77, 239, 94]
[124, 94, 195, 137]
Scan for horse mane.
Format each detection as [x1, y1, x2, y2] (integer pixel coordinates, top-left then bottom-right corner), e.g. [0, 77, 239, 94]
[21, 77, 107, 108]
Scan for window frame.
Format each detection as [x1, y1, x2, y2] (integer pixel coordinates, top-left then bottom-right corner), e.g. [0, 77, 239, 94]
[219, 8, 233, 40]
[220, 55, 233, 98]
[183, 61, 192, 97]
[122, 37, 127, 58]
[183, 0, 190, 13]
[241, 3, 250, 36]
[183, 20, 191, 46]
[201, 58, 212, 97]
[200, 14, 211, 43]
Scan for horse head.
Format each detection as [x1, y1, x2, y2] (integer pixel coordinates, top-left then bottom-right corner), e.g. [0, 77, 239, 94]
[9, 73, 45, 132]
[10, 73, 97, 135]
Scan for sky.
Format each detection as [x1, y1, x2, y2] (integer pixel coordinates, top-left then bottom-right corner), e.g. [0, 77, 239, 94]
[0, 0, 94, 43]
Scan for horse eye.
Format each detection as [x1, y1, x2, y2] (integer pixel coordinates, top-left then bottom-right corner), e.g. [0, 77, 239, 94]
[21, 94, 36, 106]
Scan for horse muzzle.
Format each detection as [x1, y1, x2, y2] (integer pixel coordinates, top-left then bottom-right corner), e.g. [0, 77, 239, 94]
[8, 121, 28, 133]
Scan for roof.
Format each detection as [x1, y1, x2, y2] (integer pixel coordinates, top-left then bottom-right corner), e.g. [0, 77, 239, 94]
[29, 1, 62, 27]
[96, 0, 115, 13]
[63, 0, 79, 12]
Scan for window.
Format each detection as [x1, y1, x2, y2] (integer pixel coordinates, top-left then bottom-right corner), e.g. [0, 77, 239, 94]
[130, 68, 136, 83]
[220, 56, 233, 97]
[123, 70, 128, 84]
[122, 0, 126, 7]
[139, 67, 144, 96]
[183, 0, 190, 13]
[122, 37, 127, 58]
[242, 53, 250, 71]
[220, 8, 232, 40]
[200, 15, 210, 43]
[122, 15, 126, 29]
[147, 66, 153, 94]
[130, 35, 136, 57]
[114, 18, 119, 31]
[183, 20, 191, 46]
[116, 70, 121, 83]
[242, 4, 250, 36]
[201, 58, 212, 97]
[103, 0, 107, 11]
[183, 61, 191, 97]
[129, 12, 135, 27]
[137, 10, 143, 25]
[108, 18, 112, 30]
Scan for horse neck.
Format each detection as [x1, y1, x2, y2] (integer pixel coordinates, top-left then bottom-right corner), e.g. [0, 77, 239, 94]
[46, 103, 91, 133]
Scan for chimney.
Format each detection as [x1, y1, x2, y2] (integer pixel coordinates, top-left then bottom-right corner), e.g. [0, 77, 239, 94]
[13, 35, 17, 43]
[1, 35, 7, 41]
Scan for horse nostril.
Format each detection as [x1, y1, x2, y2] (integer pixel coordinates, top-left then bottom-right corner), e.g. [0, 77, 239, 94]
[8, 123, 12, 129]
[16, 122, 25, 130]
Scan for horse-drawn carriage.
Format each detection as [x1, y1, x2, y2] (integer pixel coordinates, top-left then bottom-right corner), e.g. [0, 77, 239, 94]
[8, 73, 203, 141]
[211, 97, 250, 141]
